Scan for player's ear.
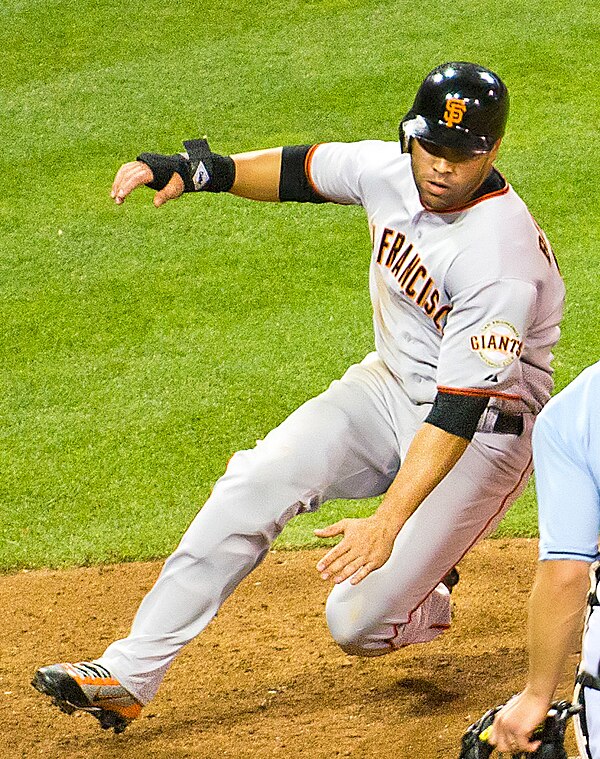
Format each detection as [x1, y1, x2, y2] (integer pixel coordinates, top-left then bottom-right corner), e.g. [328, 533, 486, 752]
[489, 138, 502, 160]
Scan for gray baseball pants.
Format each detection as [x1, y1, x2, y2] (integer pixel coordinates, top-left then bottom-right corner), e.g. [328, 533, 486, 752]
[98, 353, 533, 704]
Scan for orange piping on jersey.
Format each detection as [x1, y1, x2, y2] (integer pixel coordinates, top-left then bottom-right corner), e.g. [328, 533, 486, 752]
[388, 451, 533, 651]
[437, 385, 521, 401]
[305, 143, 329, 199]
[422, 174, 509, 214]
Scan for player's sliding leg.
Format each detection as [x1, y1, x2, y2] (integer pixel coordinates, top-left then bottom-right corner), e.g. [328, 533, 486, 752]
[37, 356, 401, 718]
[325, 417, 534, 655]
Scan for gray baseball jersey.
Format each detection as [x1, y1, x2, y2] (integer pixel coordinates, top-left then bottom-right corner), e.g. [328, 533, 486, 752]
[308, 140, 564, 412]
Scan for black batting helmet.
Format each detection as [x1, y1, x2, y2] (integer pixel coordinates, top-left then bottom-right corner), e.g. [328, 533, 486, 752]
[399, 62, 509, 155]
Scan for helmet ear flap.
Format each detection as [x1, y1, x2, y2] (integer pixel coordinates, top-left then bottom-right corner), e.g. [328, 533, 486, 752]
[398, 112, 415, 153]
[398, 122, 410, 153]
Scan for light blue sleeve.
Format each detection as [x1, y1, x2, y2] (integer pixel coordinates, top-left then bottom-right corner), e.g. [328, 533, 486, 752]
[534, 374, 600, 562]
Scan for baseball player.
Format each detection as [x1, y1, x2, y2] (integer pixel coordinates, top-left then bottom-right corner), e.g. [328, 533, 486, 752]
[488, 361, 600, 757]
[32, 62, 565, 734]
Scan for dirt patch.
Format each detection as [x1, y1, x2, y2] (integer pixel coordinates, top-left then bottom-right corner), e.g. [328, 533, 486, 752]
[0, 539, 581, 758]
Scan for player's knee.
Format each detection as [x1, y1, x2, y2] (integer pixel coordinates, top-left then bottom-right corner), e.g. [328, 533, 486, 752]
[325, 593, 380, 657]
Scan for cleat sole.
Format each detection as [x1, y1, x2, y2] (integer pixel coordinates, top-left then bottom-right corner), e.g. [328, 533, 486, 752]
[54, 698, 77, 715]
[93, 709, 129, 733]
[31, 669, 133, 734]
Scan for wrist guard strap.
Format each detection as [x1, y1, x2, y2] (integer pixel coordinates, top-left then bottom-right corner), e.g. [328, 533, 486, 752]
[137, 138, 235, 194]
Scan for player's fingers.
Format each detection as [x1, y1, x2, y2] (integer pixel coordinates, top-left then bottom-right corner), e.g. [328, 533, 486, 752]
[496, 735, 541, 753]
[317, 543, 351, 572]
[332, 557, 370, 584]
[111, 165, 150, 204]
[111, 162, 141, 198]
[316, 542, 352, 578]
[323, 549, 361, 579]
[111, 161, 154, 204]
[153, 173, 185, 207]
[111, 164, 129, 199]
[488, 720, 540, 754]
[349, 563, 375, 585]
[314, 520, 347, 539]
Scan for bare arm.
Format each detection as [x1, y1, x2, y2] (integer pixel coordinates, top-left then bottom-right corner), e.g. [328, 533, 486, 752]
[229, 148, 282, 201]
[315, 423, 469, 584]
[376, 422, 469, 533]
[111, 147, 283, 207]
[527, 560, 589, 699]
[489, 559, 589, 753]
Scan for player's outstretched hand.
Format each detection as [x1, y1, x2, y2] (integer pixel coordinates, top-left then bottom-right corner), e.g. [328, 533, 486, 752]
[315, 515, 397, 585]
[111, 161, 184, 207]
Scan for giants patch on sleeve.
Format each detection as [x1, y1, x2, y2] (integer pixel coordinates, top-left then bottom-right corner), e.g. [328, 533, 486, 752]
[470, 320, 523, 367]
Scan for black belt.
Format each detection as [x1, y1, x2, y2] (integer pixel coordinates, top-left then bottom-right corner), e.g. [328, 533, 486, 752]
[492, 412, 524, 435]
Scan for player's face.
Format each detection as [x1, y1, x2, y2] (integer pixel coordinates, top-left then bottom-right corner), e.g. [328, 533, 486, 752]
[410, 138, 501, 212]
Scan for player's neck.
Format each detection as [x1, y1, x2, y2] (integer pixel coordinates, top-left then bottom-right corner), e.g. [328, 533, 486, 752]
[472, 167, 506, 200]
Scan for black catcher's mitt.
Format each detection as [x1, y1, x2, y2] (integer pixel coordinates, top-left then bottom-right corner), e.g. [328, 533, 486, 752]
[458, 699, 580, 758]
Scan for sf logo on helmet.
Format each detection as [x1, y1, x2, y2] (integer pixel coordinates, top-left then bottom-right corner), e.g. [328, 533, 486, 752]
[443, 98, 467, 127]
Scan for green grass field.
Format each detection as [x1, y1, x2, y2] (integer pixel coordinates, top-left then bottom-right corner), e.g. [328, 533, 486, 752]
[1, 0, 598, 571]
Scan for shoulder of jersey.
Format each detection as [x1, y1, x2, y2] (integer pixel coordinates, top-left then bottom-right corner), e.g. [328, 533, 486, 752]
[347, 140, 411, 183]
[460, 184, 534, 234]
[348, 139, 404, 162]
[448, 196, 563, 286]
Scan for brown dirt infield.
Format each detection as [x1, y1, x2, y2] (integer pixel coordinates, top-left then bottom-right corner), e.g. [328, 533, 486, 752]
[1, 539, 581, 758]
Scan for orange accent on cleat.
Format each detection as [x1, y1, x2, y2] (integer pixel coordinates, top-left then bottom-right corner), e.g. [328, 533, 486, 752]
[110, 702, 142, 719]
[31, 661, 142, 733]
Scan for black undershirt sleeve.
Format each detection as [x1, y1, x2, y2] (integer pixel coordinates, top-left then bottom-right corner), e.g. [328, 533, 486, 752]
[279, 145, 328, 203]
[425, 391, 489, 441]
